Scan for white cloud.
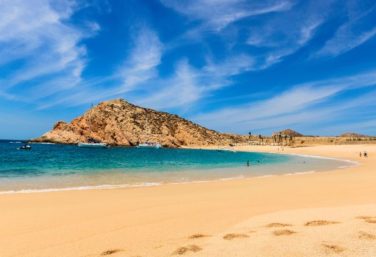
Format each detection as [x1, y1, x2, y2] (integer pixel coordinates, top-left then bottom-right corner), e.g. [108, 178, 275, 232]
[136, 60, 203, 110]
[160, 0, 293, 31]
[34, 26, 164, 109]
[246, 1, 332, 69]
[0, 0, 94, 98]
[203, 54, 254, 78]
[134, 54, 254, 110]
[117, 27, 163, 92]
[315, 4, 376, 57]
[264, 90, 376, 135]
[193, 70, 376, 133]
[6, 24, 164, 111]
[40, 42, 254, 111]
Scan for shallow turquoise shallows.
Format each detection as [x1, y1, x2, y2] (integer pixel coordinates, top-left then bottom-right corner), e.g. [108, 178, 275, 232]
[0, 140, 352, 192]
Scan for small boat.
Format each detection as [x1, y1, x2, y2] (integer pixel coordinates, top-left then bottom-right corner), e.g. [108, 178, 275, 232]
[77, 142, 107, 148]
[137, 142, 162, 148]
[18, 144, 32, 150]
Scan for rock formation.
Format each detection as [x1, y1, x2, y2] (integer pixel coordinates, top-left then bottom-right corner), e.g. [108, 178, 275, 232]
[339, 132, 367, 138]
[34, 99, 246, 147]
[273, 129, 303, 137]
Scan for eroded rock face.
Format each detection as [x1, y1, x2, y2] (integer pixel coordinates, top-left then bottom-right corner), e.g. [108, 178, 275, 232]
[34, 99, 245, 147]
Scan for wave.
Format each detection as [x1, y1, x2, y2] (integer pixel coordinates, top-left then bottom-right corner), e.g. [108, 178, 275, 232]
[284, 170, 316, 176]
[0, 182, 160, 195]
[0, 170, 319, 195]
[30, 142, 56, 145]
[285, 153, 359, 166]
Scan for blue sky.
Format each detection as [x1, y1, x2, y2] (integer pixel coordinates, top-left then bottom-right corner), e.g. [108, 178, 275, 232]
[1, 0, 376, 139]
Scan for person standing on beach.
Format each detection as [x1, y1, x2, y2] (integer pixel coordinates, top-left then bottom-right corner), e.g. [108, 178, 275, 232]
[360, 152, 362, 157]
[364, 151, 368, 158]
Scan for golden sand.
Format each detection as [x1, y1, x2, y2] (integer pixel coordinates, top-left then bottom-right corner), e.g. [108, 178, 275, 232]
[0, 144, 375, 257]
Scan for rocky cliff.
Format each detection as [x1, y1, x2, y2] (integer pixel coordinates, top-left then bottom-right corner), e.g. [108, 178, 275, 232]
[34, 99, 245, 147]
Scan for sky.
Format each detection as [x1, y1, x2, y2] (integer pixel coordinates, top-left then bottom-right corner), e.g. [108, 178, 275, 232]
[0, 0, 376, 139]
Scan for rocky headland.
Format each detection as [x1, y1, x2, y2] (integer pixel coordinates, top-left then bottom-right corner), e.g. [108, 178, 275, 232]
[34, 99, 246, 147]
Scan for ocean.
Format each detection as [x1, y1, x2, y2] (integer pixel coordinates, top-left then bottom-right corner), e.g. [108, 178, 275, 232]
[0, 140, 354, 193]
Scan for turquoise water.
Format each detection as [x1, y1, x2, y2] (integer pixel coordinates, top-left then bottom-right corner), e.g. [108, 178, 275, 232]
[0, 140, 353, 192]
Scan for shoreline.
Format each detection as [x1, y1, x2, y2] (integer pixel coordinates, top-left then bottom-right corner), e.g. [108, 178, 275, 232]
[0, 144, 375, 257]
[0, 148, 356, 195]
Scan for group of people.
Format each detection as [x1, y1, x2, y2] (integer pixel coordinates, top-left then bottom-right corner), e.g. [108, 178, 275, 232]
[359, 151, 368, 157]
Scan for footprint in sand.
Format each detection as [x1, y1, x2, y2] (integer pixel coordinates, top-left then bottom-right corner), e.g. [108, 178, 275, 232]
[100, 249, 123, 256]
[322, 243, 346, 254]
[273, 229, 296, 236]
[356, 216, 376, 224]
[223, 233, 249, 240]
[266, 222, 292, 228]
[359, 231, 376, 240]
[188, 234, 211, 239]
[173, 245, 202, 255]
[305, 220, 339, 226]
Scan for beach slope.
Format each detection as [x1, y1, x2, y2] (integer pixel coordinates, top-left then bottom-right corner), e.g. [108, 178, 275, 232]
[0, 144, 375, 257]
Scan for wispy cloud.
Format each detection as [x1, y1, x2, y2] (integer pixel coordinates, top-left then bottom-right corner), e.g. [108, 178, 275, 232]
[38, 26, 254, 111]
[117, 27, 163, 92]
[193, 70, 376, 134]
[35, 26, 164, 109]
[134, 54, 254, 110]
[1, 0, 375, 138]
[160, 0, 294, 31]
[0, 0, 96, 99]
[249, 89, 376, 135]
[246, 1, 333, 69]
[136, 60, 203, 110]
[315, 3, 376, 57]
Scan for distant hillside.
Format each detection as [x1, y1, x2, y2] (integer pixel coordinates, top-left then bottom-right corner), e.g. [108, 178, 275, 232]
[339, 132, 367, 137]
[273, 129, 303, 137]
[34, 99, 246, 147]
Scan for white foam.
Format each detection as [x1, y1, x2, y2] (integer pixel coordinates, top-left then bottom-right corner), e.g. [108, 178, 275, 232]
[286, 153, 359, 166]
[219, 175, 245, 181]
[30, 142, 56, 145]
[256, 174, 274, 178]
[0, 182, 160, 195]
[284, 170, 316, 176]
[0, 171, 315, 195]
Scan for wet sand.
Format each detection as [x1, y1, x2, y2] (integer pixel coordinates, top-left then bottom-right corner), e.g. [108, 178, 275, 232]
[0, 144, 375, 257]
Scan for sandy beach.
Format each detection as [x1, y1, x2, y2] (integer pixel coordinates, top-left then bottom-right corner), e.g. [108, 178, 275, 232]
[0, 144, 375, 257]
